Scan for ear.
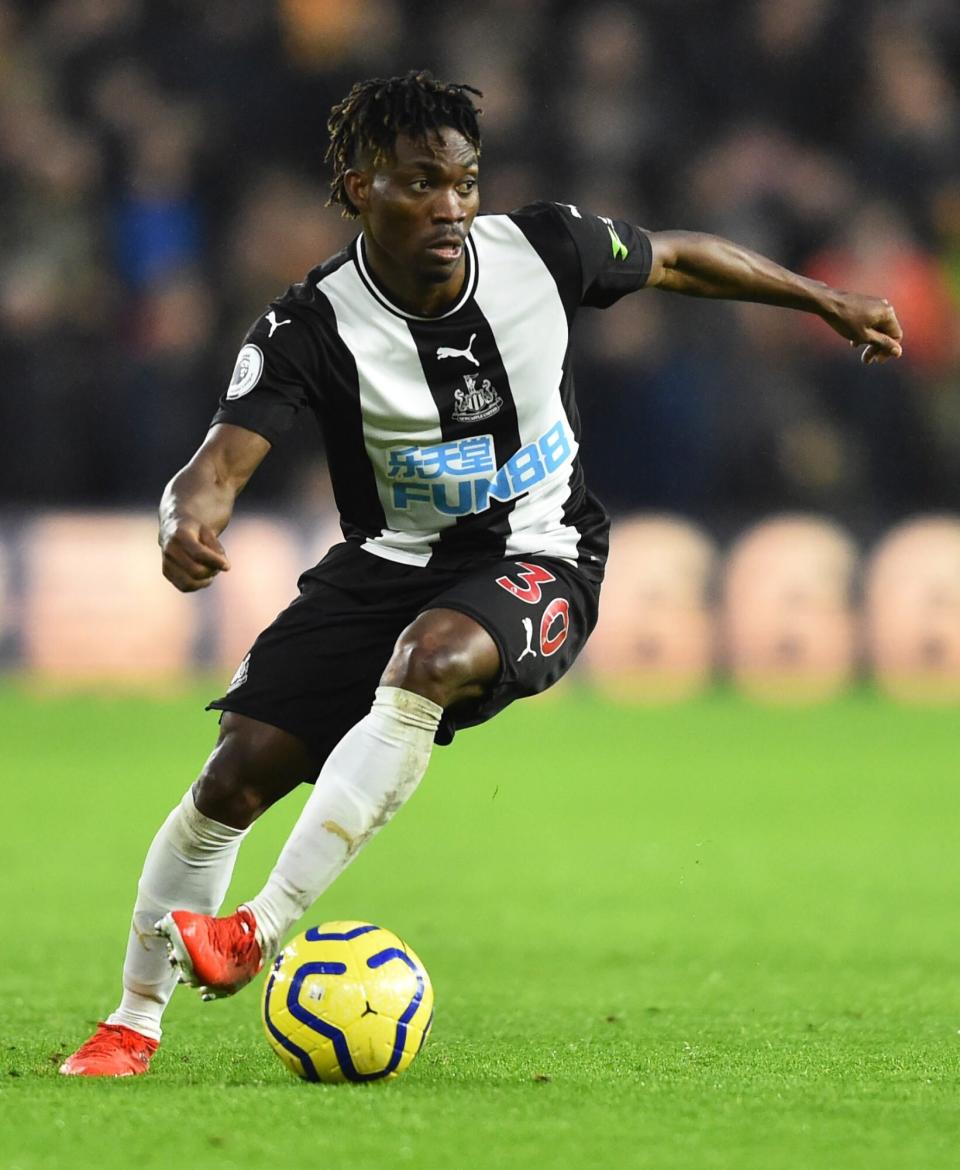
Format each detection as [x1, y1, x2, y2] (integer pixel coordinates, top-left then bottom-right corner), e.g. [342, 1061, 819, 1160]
[343, 168, 371, 214]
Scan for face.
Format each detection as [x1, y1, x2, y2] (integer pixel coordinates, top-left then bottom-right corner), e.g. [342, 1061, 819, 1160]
[346, 127, 480, 290]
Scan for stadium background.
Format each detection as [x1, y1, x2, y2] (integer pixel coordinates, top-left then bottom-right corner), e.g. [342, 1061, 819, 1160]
[1, 0, 959, 700]
[0, 0, 959, 698]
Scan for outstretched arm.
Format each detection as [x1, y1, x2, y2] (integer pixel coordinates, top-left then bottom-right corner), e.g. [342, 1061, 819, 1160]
[646, 231, 903, 365]
[159, 422, 271, 592]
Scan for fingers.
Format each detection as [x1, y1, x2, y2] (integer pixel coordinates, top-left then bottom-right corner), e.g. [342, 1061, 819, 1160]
[163, 563, 216, 592]
[162, 546, 219, 591]
[161, 526, 230, 592]
[857, 300, 903, 363]
[860, 344, 899, 365]
[834, 293, 904, 364]
[860, 327, 903, 364]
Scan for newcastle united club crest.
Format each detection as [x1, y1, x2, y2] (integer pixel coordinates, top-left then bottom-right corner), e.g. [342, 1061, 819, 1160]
[452, 372, 503, 423]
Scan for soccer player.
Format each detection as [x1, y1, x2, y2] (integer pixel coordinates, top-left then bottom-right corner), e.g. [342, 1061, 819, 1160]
[61, 71, 902, 1076]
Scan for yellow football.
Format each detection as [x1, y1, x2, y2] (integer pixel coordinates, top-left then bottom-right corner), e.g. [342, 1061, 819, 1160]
[261, 921, 434, 1083]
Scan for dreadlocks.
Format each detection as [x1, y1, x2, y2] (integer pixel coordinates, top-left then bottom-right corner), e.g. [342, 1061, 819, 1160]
[326, 70, 483, 218]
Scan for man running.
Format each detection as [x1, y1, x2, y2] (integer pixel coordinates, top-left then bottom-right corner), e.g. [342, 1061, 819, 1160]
[61, 70, 902, 1076]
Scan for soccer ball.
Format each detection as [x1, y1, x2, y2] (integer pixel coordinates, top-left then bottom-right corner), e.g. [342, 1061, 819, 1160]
[261, 921, 434, 1083]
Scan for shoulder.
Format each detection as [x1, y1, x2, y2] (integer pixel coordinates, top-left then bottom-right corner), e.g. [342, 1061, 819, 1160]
[473, 201, 581, 277]
[505, 201, 601, 241]
[472, 201, 575, 245]
[506, 200, 573, 228]
[244, 247, 355, 350]
[271, 246, 354, 314]
[492, 202, 654, 308]
[308, 245, 354, 292]
[494, 201, 618, 271]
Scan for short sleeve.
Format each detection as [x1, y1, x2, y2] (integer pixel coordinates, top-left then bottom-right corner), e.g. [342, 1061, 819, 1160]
[210, 303, 321, 444]
[552, 202, 653, 308]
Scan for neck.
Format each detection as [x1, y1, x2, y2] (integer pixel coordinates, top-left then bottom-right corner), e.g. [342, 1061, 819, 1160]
[360, 234, 467, 317]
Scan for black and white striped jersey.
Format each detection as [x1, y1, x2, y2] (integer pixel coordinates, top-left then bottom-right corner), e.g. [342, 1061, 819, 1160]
[212, 201, 652, 580]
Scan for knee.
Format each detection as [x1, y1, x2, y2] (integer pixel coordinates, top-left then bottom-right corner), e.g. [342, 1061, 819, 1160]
[381, 609, 501, 709]
[382, 631, 476, 709]
[193, 745, 266, 830]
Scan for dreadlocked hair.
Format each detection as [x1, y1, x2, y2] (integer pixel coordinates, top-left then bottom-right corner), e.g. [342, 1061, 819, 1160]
[325, 70, 482, 218]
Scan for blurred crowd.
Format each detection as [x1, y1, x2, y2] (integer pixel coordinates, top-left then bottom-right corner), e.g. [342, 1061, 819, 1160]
[2, 0, 959, 536]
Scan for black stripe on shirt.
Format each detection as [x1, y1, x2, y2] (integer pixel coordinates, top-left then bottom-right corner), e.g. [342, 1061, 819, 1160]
[310, 285, 388, 543]
[406, 304, 523, 567]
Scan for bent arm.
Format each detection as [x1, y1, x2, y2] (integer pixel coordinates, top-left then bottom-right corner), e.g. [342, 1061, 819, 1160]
[646, 230, 903, 364]
[159, 423, 271, 592]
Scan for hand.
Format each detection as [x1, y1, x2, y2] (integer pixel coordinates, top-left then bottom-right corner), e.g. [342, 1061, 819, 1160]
[160, 518, 230, 592]
[820, 290, 904, 365]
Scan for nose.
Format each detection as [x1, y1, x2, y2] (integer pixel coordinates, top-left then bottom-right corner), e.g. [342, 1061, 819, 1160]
[431, 186, 466, 224]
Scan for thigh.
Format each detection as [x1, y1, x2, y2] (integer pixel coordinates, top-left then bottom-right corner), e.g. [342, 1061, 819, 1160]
[424, 555, 601, 741]
[207, 543, 440, 769]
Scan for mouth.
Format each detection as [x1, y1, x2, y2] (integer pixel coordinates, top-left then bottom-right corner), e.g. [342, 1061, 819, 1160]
[424, 236, 464, 263]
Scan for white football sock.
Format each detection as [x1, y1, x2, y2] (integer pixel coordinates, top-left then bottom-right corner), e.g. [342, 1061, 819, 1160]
[245, 686, 442, 960]
[106, 788, 248, 1040]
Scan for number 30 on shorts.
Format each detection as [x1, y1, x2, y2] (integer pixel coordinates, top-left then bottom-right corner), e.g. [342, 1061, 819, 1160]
[496, 563, 570, 656]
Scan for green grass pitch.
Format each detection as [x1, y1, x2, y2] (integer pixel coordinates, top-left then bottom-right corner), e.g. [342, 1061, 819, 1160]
[1, 684, 958, 1170]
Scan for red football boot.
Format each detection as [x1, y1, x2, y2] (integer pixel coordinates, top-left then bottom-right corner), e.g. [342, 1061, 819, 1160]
[156, 906, 262, 1000]
[59, 1022, 158, 1077]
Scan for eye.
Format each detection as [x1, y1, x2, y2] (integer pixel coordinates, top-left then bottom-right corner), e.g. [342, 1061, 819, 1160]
[410, 179, 430, 192]
[457, 179, 477, 195]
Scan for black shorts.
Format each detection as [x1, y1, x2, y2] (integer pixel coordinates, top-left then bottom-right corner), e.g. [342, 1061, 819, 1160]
[208, 541, 600, 768]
